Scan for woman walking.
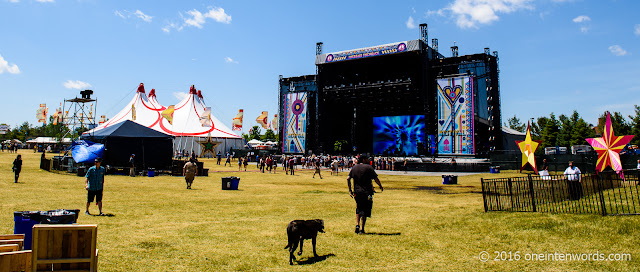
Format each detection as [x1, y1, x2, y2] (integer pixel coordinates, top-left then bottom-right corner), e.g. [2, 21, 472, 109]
[13, 154, 22, 183]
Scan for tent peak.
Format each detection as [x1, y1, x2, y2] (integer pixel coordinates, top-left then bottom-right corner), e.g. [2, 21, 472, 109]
[189, 85, 197, 94]
[137, 83, 145, 93]
[149, 88, 156, 97]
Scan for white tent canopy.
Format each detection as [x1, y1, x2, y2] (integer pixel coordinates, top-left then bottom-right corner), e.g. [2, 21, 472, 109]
[85, 83, 243, 156]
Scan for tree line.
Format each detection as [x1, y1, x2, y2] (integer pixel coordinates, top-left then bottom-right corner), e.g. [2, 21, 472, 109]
[507, 106, 640, 149]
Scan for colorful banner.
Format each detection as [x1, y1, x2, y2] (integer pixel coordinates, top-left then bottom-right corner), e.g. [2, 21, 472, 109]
[283, 92, 307, 154]
[437, 76, 474, 155]
[36, 104, 48, 124]
[323, 41, 407, 63]
[256, 111, 268, 129]
[232, 109, 243, 131]
[271, 114, 278, 131]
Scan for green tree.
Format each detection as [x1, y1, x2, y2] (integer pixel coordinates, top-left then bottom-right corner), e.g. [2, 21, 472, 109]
[506, 115, 525, 133]
[249, 125, 262, 140]
[540, 113, 559, 148]
[597, 111, 631, 136]
[261, 129, 276, 141]
[556, 114, 572, 148]
[570, 117, 595, 146]
[241, 133, 251, 142]
[532, 116, 548, 141]
[628, 105, 640, 146]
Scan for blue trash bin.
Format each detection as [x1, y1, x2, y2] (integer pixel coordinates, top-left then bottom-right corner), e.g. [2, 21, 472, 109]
[222, 177, 240, 190]
[14, 209, 80, 250]
[148, 169, 155, 177]
[442, 175, 458, 185]
[13, 211, 39, 250]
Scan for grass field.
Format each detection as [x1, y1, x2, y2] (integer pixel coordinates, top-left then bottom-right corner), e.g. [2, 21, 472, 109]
[1, 151, 639, 271]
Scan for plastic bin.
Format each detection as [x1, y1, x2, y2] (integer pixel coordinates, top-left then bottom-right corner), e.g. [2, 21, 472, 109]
[77, 166, 87, 177]
[222, 177, 240, 190]
[148, 169, 155, 177]
[442, 175, 458, 185]
[490, 166, 500, 174]
[14, 209, 80, 250]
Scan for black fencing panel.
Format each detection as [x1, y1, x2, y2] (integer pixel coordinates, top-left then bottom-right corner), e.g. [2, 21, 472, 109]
[482, 170, 640, 216]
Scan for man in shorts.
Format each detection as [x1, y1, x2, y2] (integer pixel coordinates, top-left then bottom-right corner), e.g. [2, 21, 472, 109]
[85, 158, 106, 216]
[347, 155, 383, 234]
[183, 158, 198, 189]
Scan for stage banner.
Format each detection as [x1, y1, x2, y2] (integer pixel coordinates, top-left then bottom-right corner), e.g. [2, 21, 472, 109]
[283, 92, 308, 154]
[437, 76, 474, 155]
[316, 40, 420, 65]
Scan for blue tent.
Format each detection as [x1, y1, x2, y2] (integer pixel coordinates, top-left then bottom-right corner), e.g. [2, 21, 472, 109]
[71, 140, 105, 163]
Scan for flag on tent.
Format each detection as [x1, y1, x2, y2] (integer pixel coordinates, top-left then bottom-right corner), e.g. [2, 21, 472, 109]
[232, 109, 243, 131]
[36, 104, 48, 124]
[99, 115, 106, 124]
[271, 114, 278, 131]
[161, 105, 175, 125]
[199, 107, 212, 127]
[256, 111, 268, 129]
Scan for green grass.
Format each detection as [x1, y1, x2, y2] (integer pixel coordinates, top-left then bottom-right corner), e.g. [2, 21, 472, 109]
[1, 152, 639, 271]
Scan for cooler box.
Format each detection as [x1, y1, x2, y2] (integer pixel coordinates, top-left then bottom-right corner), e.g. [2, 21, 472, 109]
[14, 209, 80, 250]
[442, 175, 458, 185]
[222, 177, 240, 190]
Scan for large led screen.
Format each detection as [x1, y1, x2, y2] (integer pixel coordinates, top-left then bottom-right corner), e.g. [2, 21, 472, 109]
[373, 115, 425, 156]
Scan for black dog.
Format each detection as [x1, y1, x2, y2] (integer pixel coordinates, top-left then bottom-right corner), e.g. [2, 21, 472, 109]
[284, 219, 324, 265]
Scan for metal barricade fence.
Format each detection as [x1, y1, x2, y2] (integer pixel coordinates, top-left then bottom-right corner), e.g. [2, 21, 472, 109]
[481, 170, 640, 216]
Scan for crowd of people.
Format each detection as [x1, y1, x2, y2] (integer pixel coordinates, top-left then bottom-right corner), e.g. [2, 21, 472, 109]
[1, 142, 21, 153]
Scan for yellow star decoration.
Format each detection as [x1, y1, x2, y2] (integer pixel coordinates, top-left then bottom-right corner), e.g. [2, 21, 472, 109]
[515, 123, 541, 174]
[198, 135, 220, 158]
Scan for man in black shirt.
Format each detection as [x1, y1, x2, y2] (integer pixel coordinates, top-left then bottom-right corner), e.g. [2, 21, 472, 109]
[347, 155, 383, 234]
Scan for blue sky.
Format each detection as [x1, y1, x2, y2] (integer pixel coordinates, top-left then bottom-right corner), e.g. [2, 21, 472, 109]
[1, 0, 638, 132]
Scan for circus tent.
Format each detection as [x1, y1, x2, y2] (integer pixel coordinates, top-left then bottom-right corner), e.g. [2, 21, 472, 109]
[84, 83, 243, 156]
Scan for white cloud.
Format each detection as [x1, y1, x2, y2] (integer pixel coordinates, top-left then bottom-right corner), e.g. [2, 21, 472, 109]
[173, 92, 188, 101]
[35, 0, 54, 2]
[115, 9, 152, 23]
[134, 10, 152, 23]
[114, 10, 125, 19]
[635, 24, 640, 36]
[0, 54, 20, 74]
[8, 0, 20, 3]
[181, 7, 231, 30]
[406, 16, 416, 29]
[572, 15, 590, 23]
[162, 23, 178, 33]
[427, 0, 533, 29]
[63, 80, 91, 90]
[608, 45, 627, 56]
[580, 26, 589, 33]
[224, 57, 238, 64]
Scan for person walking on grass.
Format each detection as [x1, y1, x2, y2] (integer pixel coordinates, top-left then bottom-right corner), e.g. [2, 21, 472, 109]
[238, 156, 243, 171]
[313, 158, 323, 179]
[272, 157, 278, 174]
[243, 156, 249, 171]
[12, 154, 22, 183]
[289, 157, 295, 175]
[224, 153, 232, 167]
[85, 158, 105, 216]
[347, 155, 383, 234]
[129, 154, 136, 177]
[183, 157, 197, 189]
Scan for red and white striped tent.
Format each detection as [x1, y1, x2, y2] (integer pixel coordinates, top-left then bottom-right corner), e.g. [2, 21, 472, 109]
[85, 83, 242, 156]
